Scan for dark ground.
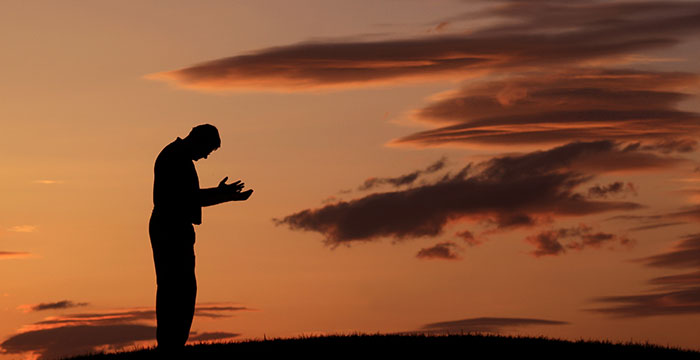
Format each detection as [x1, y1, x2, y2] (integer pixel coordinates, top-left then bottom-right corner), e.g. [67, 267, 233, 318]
[64, 333, 700, 359]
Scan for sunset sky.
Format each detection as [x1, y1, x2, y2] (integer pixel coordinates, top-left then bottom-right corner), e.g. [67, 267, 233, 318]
[2, 0, 700, 359]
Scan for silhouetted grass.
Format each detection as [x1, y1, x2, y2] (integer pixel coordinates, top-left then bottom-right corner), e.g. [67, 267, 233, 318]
[64, 333, 700, 359]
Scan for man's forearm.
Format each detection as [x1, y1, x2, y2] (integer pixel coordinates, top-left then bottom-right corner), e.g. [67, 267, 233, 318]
[199, 187, 229, 207]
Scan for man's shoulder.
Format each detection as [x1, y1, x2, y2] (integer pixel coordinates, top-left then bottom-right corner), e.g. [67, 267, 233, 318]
[156, 138, 186, 162]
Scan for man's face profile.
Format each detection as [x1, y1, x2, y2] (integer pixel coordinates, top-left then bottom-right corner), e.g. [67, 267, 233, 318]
[194, 144, 218, 161]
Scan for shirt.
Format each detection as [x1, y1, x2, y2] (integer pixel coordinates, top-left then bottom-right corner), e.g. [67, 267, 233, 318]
[152, 137, 202, 225]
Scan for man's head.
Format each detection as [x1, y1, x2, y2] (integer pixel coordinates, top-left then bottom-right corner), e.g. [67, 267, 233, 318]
[185, 124, 221, 161]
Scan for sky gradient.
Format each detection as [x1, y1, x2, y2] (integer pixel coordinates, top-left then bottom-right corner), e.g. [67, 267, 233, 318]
[1, 1, 700, 359]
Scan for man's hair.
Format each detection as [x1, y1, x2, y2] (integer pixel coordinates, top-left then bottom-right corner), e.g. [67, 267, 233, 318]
[188, 124, 221, 149]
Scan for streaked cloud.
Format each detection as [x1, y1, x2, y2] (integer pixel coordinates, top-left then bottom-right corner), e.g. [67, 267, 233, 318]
[148, 1, 700, 92]
[189, 331, 240, 342]
[420, 317, 569, 333]
[589, 233, 700, 317]
[0, 324, 156, 360]
[8, 225, 38, 233]
[32, 180, 63, 185]
[393, 68, 699, 149]
[0, 251, 31, 260]
[18, 300, 88, 313]
[1, 303, 250, 359]
[358, 157, 446, 191]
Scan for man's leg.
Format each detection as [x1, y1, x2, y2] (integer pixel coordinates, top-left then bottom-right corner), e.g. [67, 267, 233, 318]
[150, 215, 197, 351]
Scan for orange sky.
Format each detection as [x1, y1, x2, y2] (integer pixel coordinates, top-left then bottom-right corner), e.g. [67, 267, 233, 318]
[2, 1, 700, 359]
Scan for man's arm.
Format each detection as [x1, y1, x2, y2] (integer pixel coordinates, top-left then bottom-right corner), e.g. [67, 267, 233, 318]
[199, 177, 253, 207]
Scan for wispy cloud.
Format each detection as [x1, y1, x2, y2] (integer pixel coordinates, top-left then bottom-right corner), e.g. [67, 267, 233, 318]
[32, 180, 63, 185]
[0, 324, 156, 360]
[416, 241, 461, 260]
[358, 157, 446, 191]
[275, 141, 674, 247]
[8, 225, 38, 233]
[588, 233, 700, 317]
[147, 1, 700, 92]
[587, 182, 637, 199]
[392, 68, 699, 149]
[188, 331, 240, 342]
[419, 317, 569, 334]
[525, 224, 633, 257]
[1, 303, 251, 359]
[18, 300, 89, 313]
[0, 251, 31, 260]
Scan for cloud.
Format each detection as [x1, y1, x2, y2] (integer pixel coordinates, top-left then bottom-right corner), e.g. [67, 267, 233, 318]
[526, 224, 633, 257]
[393, 67, 700, 149]
[18, 300, 89, 313]
[188, 331, 240, 342]
[0, 251, 31, 260]
[526, 231, 566, 257]
[419, 317, 569, 334]
[0, 324, 156, 360]
[147, 1, 700, 92]
[32, 180, 63, 185]
[627, 222, 686, 232]
[587, 182, 636, 199]
[23, 303, 250, 331]
[275, 141, 645, 246]
[8, 225, 38, 233]
[635, 233, 700, 269]
[1, 303, 250, 359]
[667, 205, 700, 222]
[358, 157, 446, 191]
[588, 234, 700, 317]
[608, 204, 700, 231]
[416, 241, 461, 260]
[456, 230, 482, 246]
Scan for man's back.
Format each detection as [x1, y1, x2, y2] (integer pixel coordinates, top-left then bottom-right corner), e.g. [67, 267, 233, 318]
[152, 137, 202, 225]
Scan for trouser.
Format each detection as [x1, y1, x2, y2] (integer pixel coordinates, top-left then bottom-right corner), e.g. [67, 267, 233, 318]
[149, 211, 197, 350]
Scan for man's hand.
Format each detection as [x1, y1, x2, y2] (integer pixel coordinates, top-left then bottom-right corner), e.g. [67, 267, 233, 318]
[218, 177, 253, 201]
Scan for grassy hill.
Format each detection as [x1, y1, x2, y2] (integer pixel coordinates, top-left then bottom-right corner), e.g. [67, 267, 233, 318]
[65, 333, 700, 359]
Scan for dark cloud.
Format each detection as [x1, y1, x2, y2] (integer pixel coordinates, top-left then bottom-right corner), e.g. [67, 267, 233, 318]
[649, 271, 700, 287]
[667, 205, 700, 222]
[526, 231, 566, 257]
[526, 224, 632, 257]
[189, 331, 240, 342]
[420, 317, 569, 333]
[587, 182, 636, 199]
[412, 69, 695, 125]
[148, 1, 700, 91]
[641, 138, 698, 154]
[0, 324, 156, 360]
[588, 289, 700, 318]
[455, 230, 482, 246]
[608, 205, 700, 232]
[0, 251, 30, 259]
[635, 233, 700, 269]
[416, 241, 461, 260]
[627, 221, 686, 232]
[589, 234, 700, 317]
[0, 303, 249, 359]
[275, 141, 644, 246]
[358, 157, 446, 191]
[19, 300, 89, 313]
[393, 69, 699, 148]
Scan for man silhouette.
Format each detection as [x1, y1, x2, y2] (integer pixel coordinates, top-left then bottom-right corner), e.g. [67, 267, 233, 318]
[149, 124, 252, 352]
